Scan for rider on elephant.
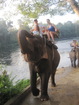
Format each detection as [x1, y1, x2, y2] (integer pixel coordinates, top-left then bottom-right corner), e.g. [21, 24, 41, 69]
[30, 19, 40, 36]
[70, 40, 79, 48]
[46, 19, 59, 43]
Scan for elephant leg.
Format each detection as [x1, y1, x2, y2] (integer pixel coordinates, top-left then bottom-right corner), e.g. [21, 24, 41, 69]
[51, 71, 56, 87]
[71, 59, 73, 67]
[78, 53, 79, 67]
[74, 59, 76, 68]
[73, 53, 77, 68]
[71, 62, 73, 67]
[40, 72, 50, 101]
[29, 63, 40, 96]
[78, 59, 79, 67]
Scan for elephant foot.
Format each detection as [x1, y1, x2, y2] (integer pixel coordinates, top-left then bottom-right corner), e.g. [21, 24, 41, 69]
[52, 83, 56, 87]
[40, 94, 49, 101]
[71, 64, 73, 67]
[74, 66, 76, 68]
[32, 88, 40, 96]
[51, 82, 56, 87]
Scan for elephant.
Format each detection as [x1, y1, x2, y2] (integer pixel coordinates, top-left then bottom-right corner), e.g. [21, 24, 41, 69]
[17, 30, 60, 101]
[69, 47, 79, 68]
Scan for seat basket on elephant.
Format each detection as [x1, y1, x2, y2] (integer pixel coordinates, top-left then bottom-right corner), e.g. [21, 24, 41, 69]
[42, 34, 58, 49]
[54, 30, 60, 38]
[42, 30, 60, 39]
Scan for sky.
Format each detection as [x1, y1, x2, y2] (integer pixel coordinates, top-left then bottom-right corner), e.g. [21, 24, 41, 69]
[38, 13, 79, 25]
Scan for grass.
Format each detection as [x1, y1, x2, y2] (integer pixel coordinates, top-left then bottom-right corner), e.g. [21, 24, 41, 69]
[0, 68, 30, 105]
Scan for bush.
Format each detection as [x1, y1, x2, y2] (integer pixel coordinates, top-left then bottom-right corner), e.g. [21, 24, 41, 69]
[0, 70, 30, 105]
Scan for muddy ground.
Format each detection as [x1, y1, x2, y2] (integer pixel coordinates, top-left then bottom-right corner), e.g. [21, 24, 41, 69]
[18, 67, 79, 105]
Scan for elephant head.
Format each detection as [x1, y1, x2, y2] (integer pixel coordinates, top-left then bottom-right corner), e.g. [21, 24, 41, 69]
[69, 47, 79, 67]
[17, 30, 48, 63]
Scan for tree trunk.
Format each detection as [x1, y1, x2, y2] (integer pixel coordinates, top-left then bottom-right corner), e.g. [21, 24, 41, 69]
[67, 0, 79, 16]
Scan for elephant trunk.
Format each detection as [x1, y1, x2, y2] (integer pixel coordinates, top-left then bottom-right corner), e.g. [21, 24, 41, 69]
[17, 30, 34, 54]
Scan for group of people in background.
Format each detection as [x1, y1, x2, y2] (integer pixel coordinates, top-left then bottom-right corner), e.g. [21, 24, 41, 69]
[30, 19, 59, 43]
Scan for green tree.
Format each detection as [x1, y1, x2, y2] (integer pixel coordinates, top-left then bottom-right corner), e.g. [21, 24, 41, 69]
[0, 20, 9, 47]
[57, 21, 79, 39]
[0, 0, 79, 23]
[0, 19, 18, 48]
[17, 0, 79, 18]
[67, 0, 79, 16]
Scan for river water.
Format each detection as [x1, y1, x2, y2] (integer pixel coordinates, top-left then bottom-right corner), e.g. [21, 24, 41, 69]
[0, 37, 79, 82]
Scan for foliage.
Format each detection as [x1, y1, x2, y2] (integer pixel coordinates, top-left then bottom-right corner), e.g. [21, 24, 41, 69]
[0, 0, 79, 24]
[18, 0, 50, 18]
[0, 19, 30, 49]
[0, 69, 30, 105]
[56, 21, 79, 39]
[17, 0, 79, 20]
[0, 19, 17, 48]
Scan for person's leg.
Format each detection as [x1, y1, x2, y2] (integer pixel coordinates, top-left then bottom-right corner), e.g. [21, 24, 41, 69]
[50, 32, 54, 41]
[46, 31, 51, 40]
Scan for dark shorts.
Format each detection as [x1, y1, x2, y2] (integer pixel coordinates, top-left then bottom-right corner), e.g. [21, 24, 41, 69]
[48, 26, 55, 32]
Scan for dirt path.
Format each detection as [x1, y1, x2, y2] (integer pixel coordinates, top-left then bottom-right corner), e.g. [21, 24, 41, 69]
[20, 67, 79, 105]
[49, 67, 79, 105]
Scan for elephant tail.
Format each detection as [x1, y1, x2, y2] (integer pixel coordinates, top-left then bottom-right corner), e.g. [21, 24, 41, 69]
[17, 30, 34, 54]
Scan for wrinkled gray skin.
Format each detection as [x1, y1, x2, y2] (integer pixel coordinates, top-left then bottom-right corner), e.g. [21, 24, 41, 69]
[17, 30, 60, 101]
[69, 48, 79, 68]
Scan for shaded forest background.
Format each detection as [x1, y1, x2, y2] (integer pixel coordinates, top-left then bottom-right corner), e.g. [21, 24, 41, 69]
[0, 19, 79, 49]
